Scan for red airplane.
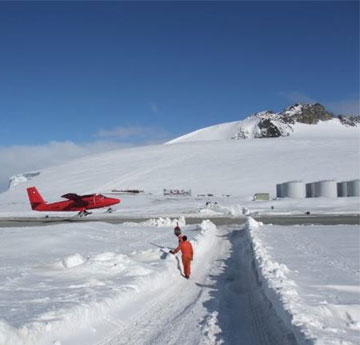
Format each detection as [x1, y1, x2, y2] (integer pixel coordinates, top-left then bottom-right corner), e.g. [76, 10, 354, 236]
[27, 187, 120, 216]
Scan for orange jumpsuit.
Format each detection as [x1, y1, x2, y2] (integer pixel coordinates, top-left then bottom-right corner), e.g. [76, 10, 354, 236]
[173, 240, 194, 278]
[177, 234, 184, 244]
[173, 234, 184, 253]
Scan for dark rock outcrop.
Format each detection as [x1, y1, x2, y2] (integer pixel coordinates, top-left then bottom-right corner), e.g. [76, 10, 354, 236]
[338, 115, 360, 127]
[257, 118, 283, 137]
[234, 103, 359, 139]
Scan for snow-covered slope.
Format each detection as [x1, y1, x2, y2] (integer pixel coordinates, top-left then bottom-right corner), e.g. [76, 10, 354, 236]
[167, 103, 360, 144]
[1, 133, 359, 215]
[1, 102, 359, 214]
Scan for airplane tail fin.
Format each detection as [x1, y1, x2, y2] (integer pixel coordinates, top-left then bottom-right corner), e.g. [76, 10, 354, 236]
[27, 187, 46, 210]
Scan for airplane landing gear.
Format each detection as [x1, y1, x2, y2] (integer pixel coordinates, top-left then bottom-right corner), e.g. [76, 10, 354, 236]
[78, 210, 92, 217]
[106, 208, 113, 213]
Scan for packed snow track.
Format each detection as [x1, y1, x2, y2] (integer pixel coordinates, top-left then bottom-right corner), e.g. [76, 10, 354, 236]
[94, 225, 297, 345]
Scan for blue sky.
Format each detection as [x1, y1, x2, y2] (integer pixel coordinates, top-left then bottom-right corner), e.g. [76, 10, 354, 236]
[0, 1, 359, 190]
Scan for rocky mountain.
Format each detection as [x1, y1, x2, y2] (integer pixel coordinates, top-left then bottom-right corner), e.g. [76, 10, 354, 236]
[168, 103, 360, 143]
[282, 103, 334, 124]
[233, 103, 359, 139]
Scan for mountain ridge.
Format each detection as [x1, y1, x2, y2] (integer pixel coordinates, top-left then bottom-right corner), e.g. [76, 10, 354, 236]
[168, 103, 360, 143]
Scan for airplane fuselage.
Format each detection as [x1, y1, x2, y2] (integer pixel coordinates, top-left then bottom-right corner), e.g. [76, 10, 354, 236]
[27, 187, 120, 212]
[33, 196, 120, 212]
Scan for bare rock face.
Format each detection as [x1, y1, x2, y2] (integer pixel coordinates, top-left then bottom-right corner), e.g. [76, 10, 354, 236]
[237, 103, 359, 139]
[338, 115, 360, 127]
[282, 103, 333, 124]
[257, 118, 283, 138]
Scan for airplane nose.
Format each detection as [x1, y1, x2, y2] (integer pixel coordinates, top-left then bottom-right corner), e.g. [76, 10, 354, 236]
[109, 198, 120, 205]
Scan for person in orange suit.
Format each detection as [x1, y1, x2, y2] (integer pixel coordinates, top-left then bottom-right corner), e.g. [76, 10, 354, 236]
[170, 235, 194, 279]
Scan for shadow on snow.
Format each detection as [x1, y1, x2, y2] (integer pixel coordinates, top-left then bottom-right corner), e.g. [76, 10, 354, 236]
[198, 226, 300, 345]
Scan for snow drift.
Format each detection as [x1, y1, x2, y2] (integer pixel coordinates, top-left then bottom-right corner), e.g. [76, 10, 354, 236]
[246, 217, 360, 345]
[0, 219, 218, 345]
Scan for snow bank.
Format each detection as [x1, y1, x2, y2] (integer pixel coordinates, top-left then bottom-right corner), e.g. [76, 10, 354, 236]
[199, 202, 230, 215]
[192, 220, 217, 257]
[139, 216, 186, 227]
[246, 217, 316, 344]
[246, 218, 360, 345]
[199, 201, 250, 216]
[0, 322, 24, 345]
[0, 219, 219, 345]
[246, 217, 263, 228]
[199, 208, 223, 216]
[61, 253, 87, 269]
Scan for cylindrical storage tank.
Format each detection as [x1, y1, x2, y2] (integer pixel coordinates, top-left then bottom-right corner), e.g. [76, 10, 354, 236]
[347, 179, 360, 197]
[283, 181, 306, 198]
[337, 182, 348, 197]
[282, 182, 288, 197]
[306, 183, 316, 198]
[276, 183, 284, 198]
[314, 180, 337, 198]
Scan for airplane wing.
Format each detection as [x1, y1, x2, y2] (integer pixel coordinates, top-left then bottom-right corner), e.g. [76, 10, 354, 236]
[61, 193, 82, 201]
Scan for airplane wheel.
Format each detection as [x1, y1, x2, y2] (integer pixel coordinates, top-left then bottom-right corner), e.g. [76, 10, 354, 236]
[78, 210, 92, 217]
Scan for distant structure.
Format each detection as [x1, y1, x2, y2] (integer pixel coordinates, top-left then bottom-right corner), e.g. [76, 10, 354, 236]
[111, 189, 144, 194]
[348, 180, 360, 197]
[337, 179, 360, 197]
[277, 179, 360, 198]
[276, 184, 284, 198]
[337, 182, 348, 197]
[314, 180, 337, 198]
[253, 193, 270, 201]
[276, 181, 306, 198]
[306, 182, 316, 198]
[163, 188, 192, 196]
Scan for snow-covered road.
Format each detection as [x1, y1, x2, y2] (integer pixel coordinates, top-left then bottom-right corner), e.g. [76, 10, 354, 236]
[0, 220, 298, 345]
[91, 225, 296, 345]
[1, 218, 359, 345]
